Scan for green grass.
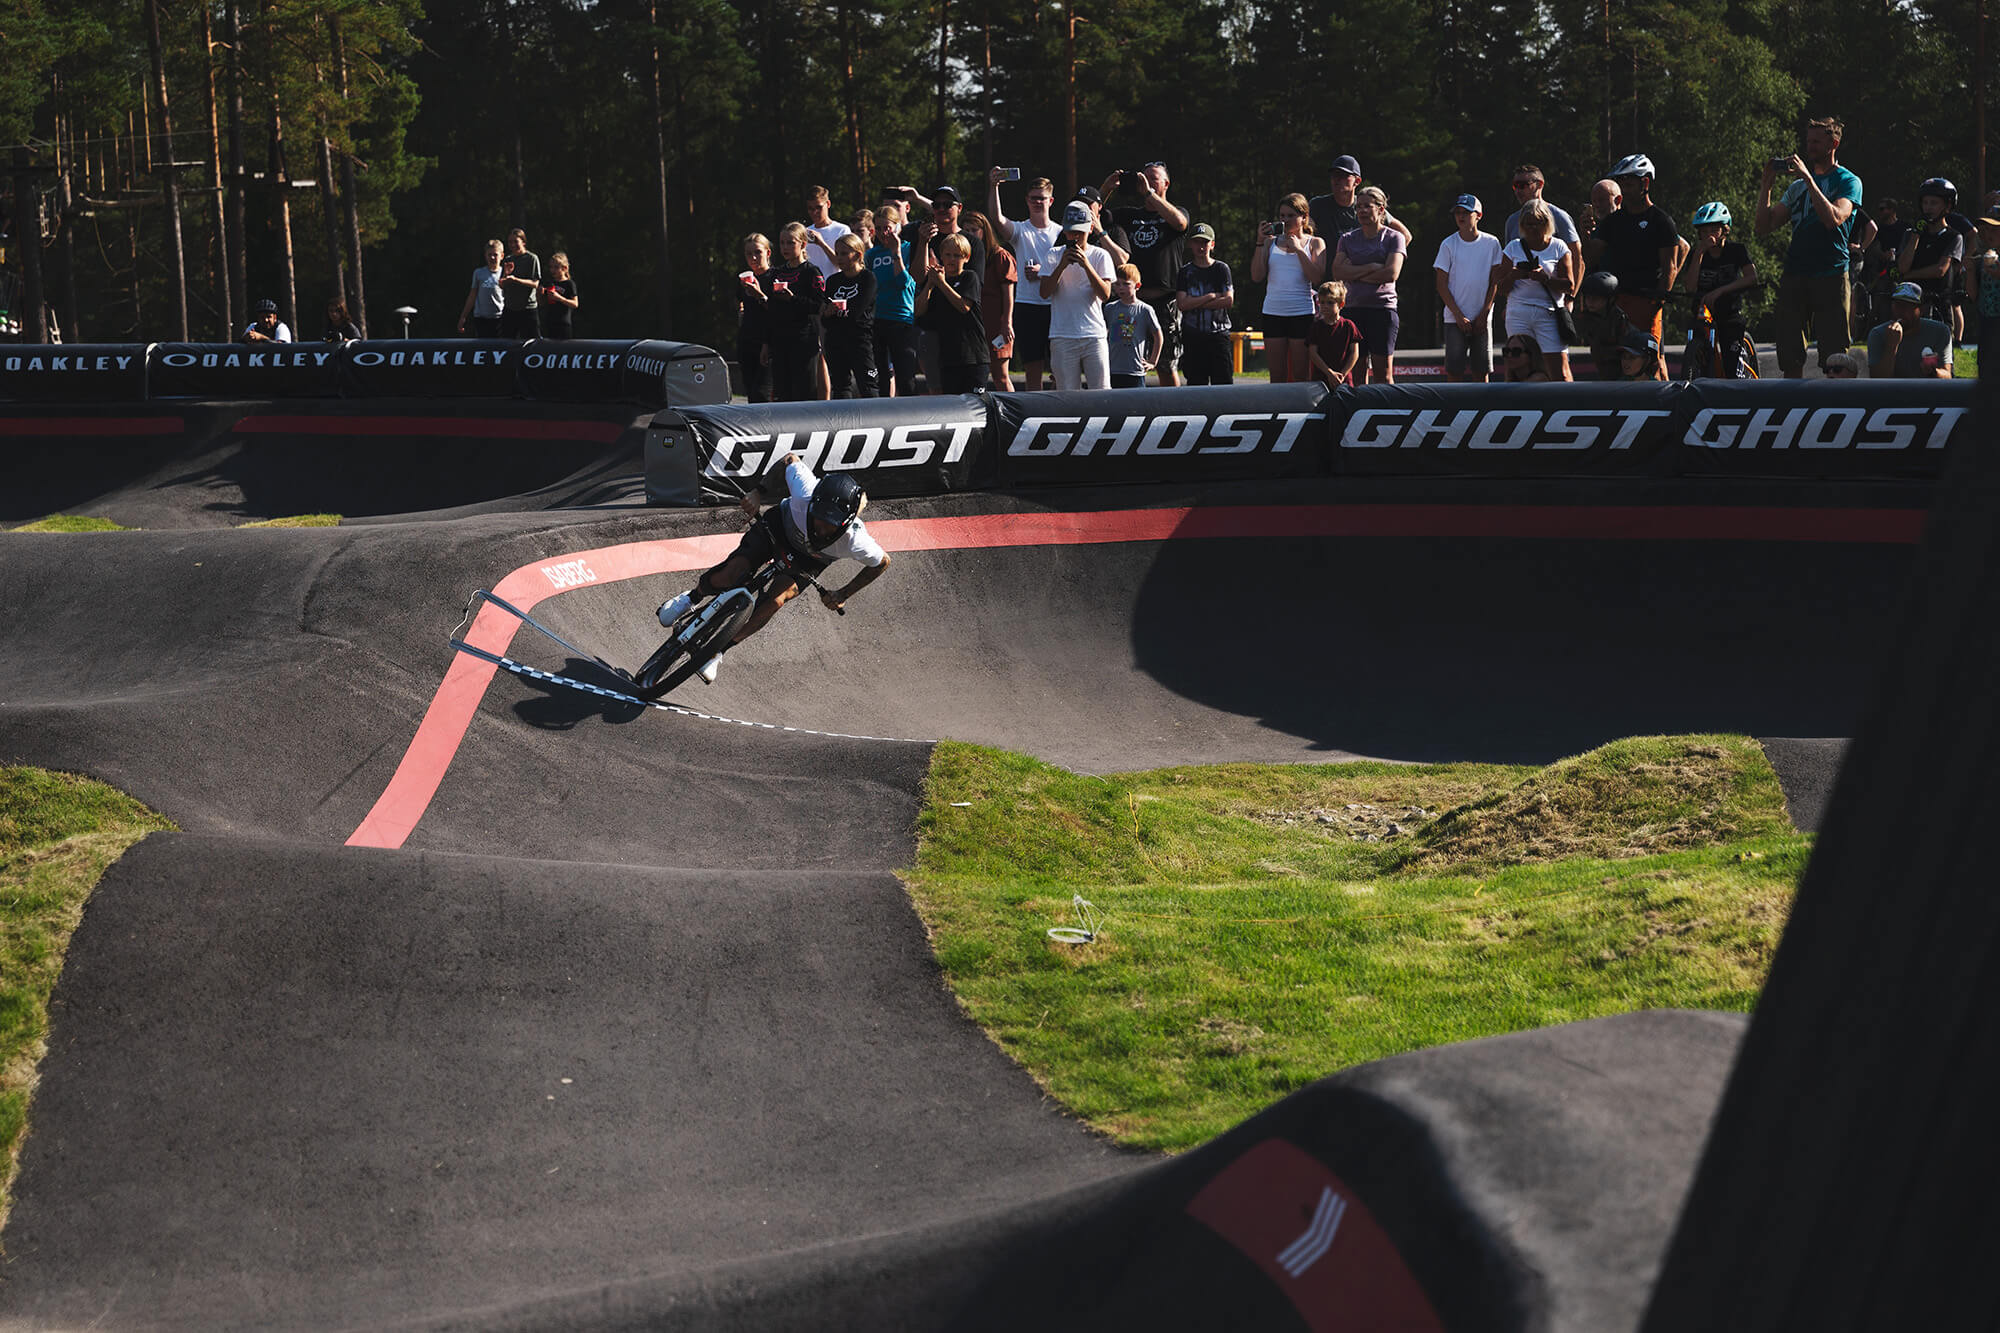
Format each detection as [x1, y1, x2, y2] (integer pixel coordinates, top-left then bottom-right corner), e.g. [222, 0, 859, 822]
[8, 514, 127, 533]
[0, 769, 173, 1237]
[238, 513, 342, 528]
[904, 735, 1805, 1151]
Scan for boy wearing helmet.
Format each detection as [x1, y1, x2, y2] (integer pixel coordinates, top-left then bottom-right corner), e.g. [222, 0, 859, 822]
[1897, 179, 1966, 332]
[1575, 270, 1633, 379]
[654, 455, 890, 683]
[1756, 116, 1862, 377]
[1679, 203, 1760, 377]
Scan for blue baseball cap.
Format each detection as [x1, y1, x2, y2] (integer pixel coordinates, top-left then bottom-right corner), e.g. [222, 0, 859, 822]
[1453, 194, 1481, 213]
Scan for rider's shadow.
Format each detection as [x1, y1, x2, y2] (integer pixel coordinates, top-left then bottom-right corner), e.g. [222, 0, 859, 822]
[509, 657, 649, 729]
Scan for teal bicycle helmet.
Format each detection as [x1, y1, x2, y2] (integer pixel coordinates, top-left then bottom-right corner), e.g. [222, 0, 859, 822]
[1690, 202, 1732, 227]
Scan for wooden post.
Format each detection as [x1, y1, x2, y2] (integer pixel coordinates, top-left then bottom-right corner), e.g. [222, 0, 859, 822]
[225, 0, 247, 331]
[649, 0, 674, 335]
[331, 16, 366, 335]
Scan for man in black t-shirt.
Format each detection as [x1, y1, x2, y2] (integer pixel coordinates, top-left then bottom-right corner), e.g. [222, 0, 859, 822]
[1583, 154, 1687, 380]
[1106, 160, 1189, 384]
[499, 228, 542, 341]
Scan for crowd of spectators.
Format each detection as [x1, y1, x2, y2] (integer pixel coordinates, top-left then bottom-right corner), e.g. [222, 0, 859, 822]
[725, 120, 1992, 397]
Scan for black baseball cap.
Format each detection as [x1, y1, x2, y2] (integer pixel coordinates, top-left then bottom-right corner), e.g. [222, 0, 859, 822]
[1072, 185, 1102, 205]
[1329, 155, 1362, 177]
[932, 185, 961, 205]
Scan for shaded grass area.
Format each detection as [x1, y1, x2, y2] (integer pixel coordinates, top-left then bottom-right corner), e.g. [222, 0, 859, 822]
[0, 769, 173, 1238]
[239, 513, 342, 528]
[904, 736, 1804, 1151]
[8, 515, 127, 533]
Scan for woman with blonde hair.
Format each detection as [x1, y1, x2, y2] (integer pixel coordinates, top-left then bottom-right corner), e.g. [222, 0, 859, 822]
[1326, 185, 1407, 382]
[456, 238, 505, 338]
[1491, 199, 1577, 373]
[1251, 192, 1324, 382]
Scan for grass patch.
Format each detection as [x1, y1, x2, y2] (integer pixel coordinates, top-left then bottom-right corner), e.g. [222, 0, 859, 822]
[9, 514, 127, 533]
[238, 513, 342, 528]
[904, 735, 1805, 1151]
[0, 769, 173, 1238]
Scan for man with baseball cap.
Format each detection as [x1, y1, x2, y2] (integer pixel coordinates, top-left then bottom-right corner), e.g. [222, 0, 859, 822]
[1038, 201, 1116, 390]
[1175, 222, 1236, 384]
[1867, 281, 1953, 378]
[1309, 154, 1411, 247]
[1434, 193, 1502, 381]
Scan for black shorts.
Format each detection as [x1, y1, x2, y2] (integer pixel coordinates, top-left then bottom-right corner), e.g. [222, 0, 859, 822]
[1014, 302, 1053, 362]
[728, 509, 830, 585]
[1142, 291, 1181, 371]
[1263, 312, 1312, 339]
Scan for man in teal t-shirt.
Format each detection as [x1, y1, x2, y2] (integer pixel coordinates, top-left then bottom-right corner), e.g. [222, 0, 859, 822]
[1756, 115, 1863, 377]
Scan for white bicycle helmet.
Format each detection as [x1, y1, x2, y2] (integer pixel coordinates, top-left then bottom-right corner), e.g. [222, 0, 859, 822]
[1610, 153, 1656, 180]
[1690, 201, 1732, 227]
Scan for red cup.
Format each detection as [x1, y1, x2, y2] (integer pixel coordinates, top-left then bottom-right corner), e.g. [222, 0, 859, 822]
[832, 298, 848, 313]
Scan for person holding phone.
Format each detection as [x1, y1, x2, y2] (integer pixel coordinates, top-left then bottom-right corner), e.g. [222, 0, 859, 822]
[1756, 115, 1863, 378]
[987, 169, 1064, 391]
[1251, 192, 1324, 383]
[1107, 161, 1189, 384]
[1493, 200, 1577, 373]
[1039, 201, 1116, 390]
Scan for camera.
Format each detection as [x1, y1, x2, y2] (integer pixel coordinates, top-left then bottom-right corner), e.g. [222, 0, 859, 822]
[1121, 170, 1141, 191]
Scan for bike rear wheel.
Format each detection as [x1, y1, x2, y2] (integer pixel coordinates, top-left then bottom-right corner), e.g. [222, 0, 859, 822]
[631, 598, 756, 700]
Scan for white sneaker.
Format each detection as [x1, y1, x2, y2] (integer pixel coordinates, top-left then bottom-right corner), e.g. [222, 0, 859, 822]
[697, 654, 722, 685]
[657, 591, 693, 627]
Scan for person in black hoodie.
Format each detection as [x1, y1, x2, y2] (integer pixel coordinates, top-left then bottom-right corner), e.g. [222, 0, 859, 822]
[766, 222, 828, 400]
[735, 232, 775, 402]
[914, 233, 985, 393]
[822, 234, 879, 397]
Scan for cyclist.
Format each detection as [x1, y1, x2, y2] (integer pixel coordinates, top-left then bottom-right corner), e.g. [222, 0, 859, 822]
[1678, 202, 1760, 378]
[654, 455, 891, 683]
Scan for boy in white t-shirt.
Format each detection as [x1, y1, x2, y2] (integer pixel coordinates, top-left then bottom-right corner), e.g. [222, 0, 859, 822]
[988, 167, 1065, 390]
[1039, 201, 1116, 390]
[1433, 193, 1502, 381]
[802, 185, 853, 280]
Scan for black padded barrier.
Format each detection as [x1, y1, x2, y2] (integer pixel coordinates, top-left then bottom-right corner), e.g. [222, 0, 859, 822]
[0, 345, 153, 402]
[661, 393, 993, 506]
[148, 342, 343, 399]
[991, 382, 1331, 487]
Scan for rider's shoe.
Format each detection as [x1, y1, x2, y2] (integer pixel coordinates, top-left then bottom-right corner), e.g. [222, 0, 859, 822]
[657, 591, 692, 627]
[697, 653, 722, 685]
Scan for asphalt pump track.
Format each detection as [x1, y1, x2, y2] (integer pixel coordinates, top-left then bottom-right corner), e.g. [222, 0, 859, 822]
[0, 450, 1929, 1329]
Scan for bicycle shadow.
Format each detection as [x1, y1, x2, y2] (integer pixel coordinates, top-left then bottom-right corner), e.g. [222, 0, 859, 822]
[509, 657, 650, 730]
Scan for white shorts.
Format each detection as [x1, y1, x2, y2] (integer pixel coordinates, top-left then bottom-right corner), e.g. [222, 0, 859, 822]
[1049, 336, 1111, 391]
[1505, 301, 1564, 354]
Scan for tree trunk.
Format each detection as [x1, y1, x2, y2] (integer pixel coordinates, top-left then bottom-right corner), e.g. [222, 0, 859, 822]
[270, 91, 298, 333]
[331, 16, 366, 335]
[12, 149, 48, 343]
[316, 128, 348, 307]
[225, 0, 247, 332]
[202, 4, 232, 339]
[934, 0, 950, 183]
[842, 1, 865, 205]
[146, 0, 190, 341]
[649, 0, 674, 335]
[53, 86, 81, 340]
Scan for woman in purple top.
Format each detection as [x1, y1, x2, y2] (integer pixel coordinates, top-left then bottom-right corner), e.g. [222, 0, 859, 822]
[1326, 186, 1407, 383]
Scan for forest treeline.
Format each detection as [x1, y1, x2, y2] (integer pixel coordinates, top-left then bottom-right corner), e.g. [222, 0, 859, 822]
[1, 0, 1991, 351]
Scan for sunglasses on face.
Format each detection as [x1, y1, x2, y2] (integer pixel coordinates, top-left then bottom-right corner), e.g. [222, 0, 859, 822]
[1504, 345, 1531, 356]
[1512, 180, 1538, 190]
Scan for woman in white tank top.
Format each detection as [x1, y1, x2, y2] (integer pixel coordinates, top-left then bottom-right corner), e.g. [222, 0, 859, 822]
[1251, 192, 1326, 382]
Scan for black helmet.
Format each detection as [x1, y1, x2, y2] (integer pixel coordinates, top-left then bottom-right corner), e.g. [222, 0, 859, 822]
[1580, 270, 1619, 301]
[1918, 177, 1957, 210]
[805, 471, 866, 547]
[253, 298, 279, 315]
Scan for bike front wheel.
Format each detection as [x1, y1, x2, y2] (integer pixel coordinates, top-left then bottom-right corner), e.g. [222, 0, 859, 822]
[631, 598, 756, 700]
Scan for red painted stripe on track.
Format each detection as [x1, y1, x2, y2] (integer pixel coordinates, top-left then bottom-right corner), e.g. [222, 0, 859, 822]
[235, 414, 626, 442]
[0, 415, 185, 437]
[346, 502, 1926, 850]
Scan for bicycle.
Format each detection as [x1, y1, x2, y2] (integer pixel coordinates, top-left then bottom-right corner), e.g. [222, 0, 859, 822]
[628, 534, 843, 700]
[1660, 287, 1760, 381]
